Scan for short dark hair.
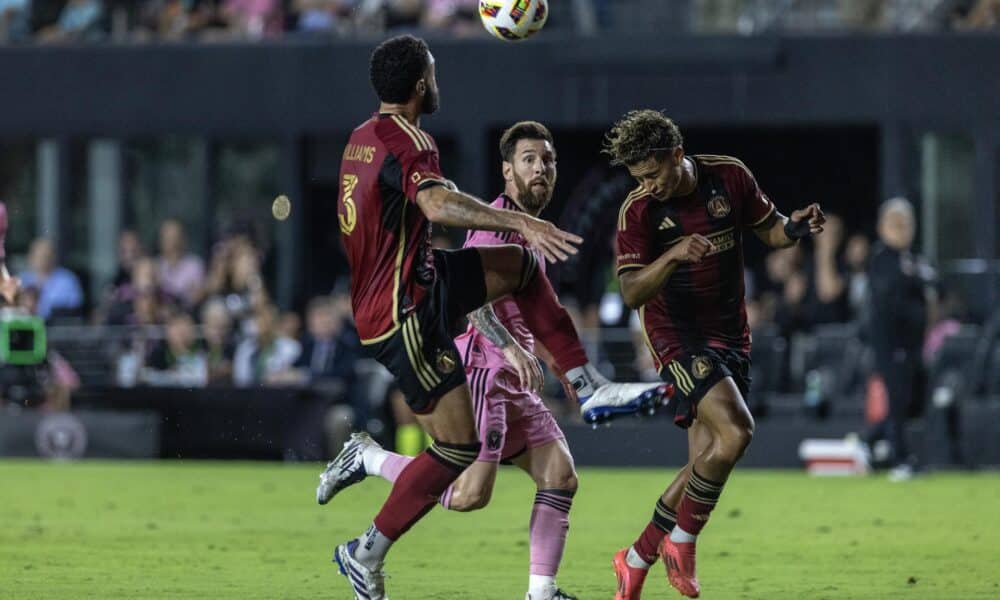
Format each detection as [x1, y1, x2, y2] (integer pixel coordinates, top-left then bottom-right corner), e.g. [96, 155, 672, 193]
[369, 35, 431, 104]
[602, 110, 683, 167]
[499, 121, 554, 162]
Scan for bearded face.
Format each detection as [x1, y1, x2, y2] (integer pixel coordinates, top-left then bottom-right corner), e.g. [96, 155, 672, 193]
[506, 138, 557, 214]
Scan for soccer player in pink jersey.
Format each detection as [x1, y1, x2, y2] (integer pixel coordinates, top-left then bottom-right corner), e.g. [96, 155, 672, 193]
[319, 121, 670, 600]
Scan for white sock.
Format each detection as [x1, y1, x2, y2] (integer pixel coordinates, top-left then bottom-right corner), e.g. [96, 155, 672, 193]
[670, 525, 697, 544]
[625, 546, 652, 570]
[362, 446, 387, 477]
[565, 363, 609, 398]
[353, 523, 393, 568]
[527, 574, 555, 598]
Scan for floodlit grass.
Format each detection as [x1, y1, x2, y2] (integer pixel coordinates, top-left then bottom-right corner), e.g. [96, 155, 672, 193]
[1, 460, 998, 599]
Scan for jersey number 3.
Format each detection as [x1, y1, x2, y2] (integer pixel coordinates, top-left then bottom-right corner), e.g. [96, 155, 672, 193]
[339, 174, 358, 234]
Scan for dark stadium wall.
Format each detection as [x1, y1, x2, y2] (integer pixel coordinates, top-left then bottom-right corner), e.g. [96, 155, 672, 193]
[1, 35, 996, 304]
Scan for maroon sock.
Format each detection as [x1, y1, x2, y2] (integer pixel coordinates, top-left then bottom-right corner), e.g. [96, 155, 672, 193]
[512, 250, 588, 372]
[632, 499, 676, 563]
[372, 440, 479, 540]
[675, 470, 725, 536]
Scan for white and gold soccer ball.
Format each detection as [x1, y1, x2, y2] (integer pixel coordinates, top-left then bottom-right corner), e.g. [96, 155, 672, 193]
[479, 0, 548, 41]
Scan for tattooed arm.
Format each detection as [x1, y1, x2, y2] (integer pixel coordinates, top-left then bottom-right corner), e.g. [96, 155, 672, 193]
[415, 185, 580, 262]
[468, 303, 515, 349]
[468, 303, 543, 391]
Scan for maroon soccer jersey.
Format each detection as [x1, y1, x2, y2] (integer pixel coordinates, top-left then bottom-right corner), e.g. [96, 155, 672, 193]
[615, 155, 776, 369]
[337, 113, 448, 344]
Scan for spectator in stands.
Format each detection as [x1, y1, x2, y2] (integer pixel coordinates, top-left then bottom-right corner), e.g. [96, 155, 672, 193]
[38, 0, 105, 43]
[104, 256, 172, 325]
[204, 237, 263, 326]
[291, 0, 357, 34]
[113, 229, 145, 288]
[232, 302, 300, 387]
[800, 214, 849, 327]
[19, 238, 84, 321]
[0, 0, 30, 42]
[382, 0, 423, 31]
[201, 297, 236, 384]
[865, 197, 933, 481]
[844, 232, 871, 321]
[423, 0, 482, 36]
[290, 296, 360, 385]
[141, 312, 208, 387]
[219, 0, 283, 38]
[157, 219, 205, 307]
[759, 244, 806, 336]
[952, 0, 1000, 30]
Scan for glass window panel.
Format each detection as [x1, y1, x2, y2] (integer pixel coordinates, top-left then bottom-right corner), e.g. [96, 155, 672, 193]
[920, 133, 975, 261]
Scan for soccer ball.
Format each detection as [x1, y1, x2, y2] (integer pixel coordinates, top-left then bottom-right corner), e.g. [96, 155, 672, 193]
[479, 0, 548, 41]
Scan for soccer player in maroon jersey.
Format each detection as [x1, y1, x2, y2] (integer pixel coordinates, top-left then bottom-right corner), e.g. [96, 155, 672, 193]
[320, 36, 651, 600]
[319, 121, 670, 600]
[604, 110, 825, 599]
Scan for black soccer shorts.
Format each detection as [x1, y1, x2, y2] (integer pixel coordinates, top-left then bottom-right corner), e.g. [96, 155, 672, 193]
[658, 347, 751, 429]
[369, 247, 487, 414]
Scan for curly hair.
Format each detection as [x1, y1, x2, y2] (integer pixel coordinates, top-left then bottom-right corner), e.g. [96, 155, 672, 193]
[499, 121, 554, 161]
[369, 35, 431, 104]
[602, 110, 683, 167]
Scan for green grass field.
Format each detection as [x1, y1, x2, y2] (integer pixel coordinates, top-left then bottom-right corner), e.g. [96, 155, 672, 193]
[1, 460, 998, 599]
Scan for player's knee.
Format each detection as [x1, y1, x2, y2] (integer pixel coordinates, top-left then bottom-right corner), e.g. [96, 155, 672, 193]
[538, 472, 578, 495]
[717, 424, 753, 463]
[450, 487, 492, 512]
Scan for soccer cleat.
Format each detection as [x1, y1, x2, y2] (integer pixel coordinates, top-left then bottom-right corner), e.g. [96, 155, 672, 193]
[334, 539, 389, 600]
[580, 382, 672, 425]
[613, 548, 649, 600]
[525, 588, 578, 600]
[317, 432, 380, 505]
[659, 537, 700, 598]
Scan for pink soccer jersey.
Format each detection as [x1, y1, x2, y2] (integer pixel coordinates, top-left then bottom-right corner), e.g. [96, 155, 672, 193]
[453, 194, 563, 462]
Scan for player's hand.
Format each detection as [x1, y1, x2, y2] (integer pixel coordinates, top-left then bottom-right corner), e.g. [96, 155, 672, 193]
[518, 215, 582, 263]
[502, 343, 544, 392]
[668, 233, 715, 263]
[788, 203, 826, 237]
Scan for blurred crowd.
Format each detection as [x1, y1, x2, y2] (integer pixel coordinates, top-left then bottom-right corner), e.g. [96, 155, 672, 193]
[0, 0, 995, 44]
[6, 218, 364, 418]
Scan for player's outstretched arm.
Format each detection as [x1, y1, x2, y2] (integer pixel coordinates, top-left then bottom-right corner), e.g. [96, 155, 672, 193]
[468, 304, 543, 391]
[619, 234, 715, 309]
[415, 185, 581, 262]
[754, 203, 825, 248]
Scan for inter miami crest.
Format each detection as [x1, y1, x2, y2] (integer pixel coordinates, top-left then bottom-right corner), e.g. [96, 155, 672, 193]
[436, 349, 457, 374]
[692, 356, 714, 380]
[486, 429, 502, 451]
[707, 194, 731, 218]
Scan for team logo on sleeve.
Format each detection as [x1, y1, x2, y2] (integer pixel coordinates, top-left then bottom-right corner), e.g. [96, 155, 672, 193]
[707, 194, 731, 218]
[486, 429, 503, 451]
[411, 172, 422, 183]
[436, 349, 458, 374]
[692, 356, 714, 380]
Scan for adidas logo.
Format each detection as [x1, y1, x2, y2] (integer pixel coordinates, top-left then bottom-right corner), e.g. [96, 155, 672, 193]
[658, 216, 676, 230]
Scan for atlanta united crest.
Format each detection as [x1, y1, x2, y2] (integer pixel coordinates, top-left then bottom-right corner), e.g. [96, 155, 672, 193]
[436, 349, 457, 374]
[692, 356, 714, 379]
[707, 194, 731, 218]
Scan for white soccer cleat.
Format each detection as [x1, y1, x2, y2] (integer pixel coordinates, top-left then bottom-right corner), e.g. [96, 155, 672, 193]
[526, 587, 578, 600]
[317, 432, 380, 505]
[334, 539, 389, 600]
[579, 382, 672, 425]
